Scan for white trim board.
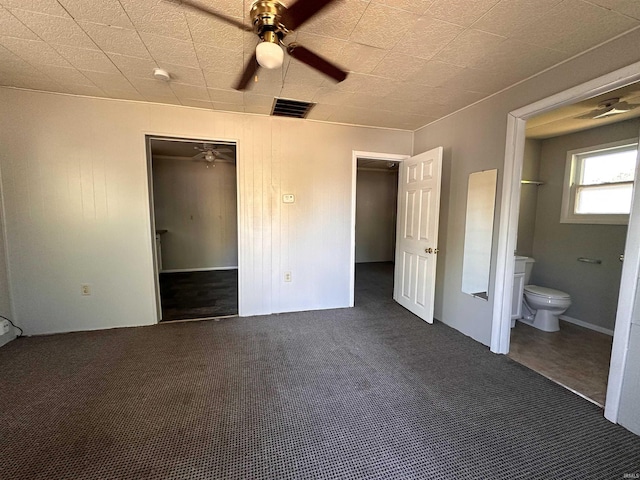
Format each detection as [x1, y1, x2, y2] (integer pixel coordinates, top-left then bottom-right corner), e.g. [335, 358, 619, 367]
[161, 267, 238, 273]
[491, 60, 640, 426]
[559, 315, 614, 336]
[350, 151, 410, 307]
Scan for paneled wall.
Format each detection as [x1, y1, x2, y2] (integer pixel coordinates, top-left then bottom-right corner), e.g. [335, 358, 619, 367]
[0, 88, 412, 335]
[355, 169, 398, 263]
[152, 156, 238, 271]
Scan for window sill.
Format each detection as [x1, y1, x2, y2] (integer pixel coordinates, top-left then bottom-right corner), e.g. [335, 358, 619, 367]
[560, 214, 629, 225]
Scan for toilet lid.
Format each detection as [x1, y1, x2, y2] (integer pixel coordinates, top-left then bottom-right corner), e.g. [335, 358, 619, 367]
[524, 285, 570, 299]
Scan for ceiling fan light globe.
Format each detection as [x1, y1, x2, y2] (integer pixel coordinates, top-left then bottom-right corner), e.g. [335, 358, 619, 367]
[256, 41, 284, 69]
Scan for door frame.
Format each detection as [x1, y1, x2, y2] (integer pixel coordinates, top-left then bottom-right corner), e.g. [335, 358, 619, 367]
[350, 151, 410, 307]
[491, 60, 640, 424]
[144, 134, 241, 323]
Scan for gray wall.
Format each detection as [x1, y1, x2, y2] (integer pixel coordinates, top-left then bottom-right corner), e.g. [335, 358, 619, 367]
[355, 169, 398, 263]
[413, 27, 640, 433]
[516, 139, 542, 257]
[152, 156, 238, 271]
[413, 27, 640, 345]
[529, 120, 639, 331]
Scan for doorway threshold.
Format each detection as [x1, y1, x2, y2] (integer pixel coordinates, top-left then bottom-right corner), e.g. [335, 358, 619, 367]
[159, 314, 239, 324]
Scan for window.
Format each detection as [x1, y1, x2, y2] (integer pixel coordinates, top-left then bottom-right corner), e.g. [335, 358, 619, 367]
[561, 139, 638, 224]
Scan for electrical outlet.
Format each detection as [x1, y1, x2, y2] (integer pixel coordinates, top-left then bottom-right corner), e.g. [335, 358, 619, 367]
[284, 272, 292, 282]
[0, 319, 10, 335]
[81, 284, 91, 296]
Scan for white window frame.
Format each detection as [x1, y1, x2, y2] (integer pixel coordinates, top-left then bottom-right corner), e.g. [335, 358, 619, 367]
[560, 138, 638, 225]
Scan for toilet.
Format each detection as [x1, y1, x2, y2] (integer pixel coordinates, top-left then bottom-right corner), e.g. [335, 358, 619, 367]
[517, 256, 572, 332]
[521, 285, 571, 332]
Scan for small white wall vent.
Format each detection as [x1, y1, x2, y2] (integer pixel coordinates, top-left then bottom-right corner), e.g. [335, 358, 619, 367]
[271, 98, 315, 119]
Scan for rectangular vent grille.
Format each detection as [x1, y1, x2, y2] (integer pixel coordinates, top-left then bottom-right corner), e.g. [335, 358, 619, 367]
[271, 98, 315, 119]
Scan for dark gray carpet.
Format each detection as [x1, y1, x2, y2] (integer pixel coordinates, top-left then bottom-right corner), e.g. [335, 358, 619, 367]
[159, 270, 238, 321]
[1, 262, 639, 479]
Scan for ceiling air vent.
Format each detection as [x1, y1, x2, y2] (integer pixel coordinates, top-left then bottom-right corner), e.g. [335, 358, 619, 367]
[271, 98, 315, 119]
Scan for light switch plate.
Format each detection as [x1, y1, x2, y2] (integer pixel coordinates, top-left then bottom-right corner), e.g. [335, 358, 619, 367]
[283, 194, 295, 203]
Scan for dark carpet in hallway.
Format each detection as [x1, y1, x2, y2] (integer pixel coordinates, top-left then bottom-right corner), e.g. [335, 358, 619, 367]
[159, 269, 238, 321]
[0, 262, 638, 479]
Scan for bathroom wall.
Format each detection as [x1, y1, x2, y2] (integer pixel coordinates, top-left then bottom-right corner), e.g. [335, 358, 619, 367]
[516, 139, 542, 257]
[530, 119, 639, 332]
[355, 169, 398, 263]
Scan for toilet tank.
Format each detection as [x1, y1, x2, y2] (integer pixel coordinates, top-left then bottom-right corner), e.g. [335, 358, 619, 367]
[524, 257, 535, 284]
[515, 256, 536, 284]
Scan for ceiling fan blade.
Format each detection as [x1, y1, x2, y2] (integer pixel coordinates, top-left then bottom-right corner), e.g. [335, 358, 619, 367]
[575, 110, 601, 120]
[287, 44, 347, 83]
[216, 154, 234, 162]
[283, 0, 338, 30]
[235, 53, 260, 90]
[174, 0, 252, 31]
[593, 107, 627, 119]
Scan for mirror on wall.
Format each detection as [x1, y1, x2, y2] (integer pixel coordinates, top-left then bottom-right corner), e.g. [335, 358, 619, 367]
[462, 169, 498, 300]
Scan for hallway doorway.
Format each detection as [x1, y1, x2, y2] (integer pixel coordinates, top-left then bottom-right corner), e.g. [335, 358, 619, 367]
[146, 136, 239, 322]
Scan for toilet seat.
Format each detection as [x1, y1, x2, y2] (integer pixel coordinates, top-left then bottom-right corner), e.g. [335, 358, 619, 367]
[524, 285, 570, 299]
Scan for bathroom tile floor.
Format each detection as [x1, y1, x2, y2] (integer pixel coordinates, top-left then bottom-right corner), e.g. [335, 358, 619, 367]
[508, 320, 613, 406]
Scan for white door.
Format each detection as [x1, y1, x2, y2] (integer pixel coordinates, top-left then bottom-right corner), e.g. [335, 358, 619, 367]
[393, 147, 443, 322]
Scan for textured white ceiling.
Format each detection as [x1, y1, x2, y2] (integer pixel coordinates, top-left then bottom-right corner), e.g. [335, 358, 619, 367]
[1, 0, 639, 130]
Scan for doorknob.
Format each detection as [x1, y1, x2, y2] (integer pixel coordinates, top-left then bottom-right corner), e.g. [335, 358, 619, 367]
[425, 248, 433, 254]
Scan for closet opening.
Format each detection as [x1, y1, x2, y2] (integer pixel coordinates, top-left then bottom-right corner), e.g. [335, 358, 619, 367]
[353, 157, 400, 305]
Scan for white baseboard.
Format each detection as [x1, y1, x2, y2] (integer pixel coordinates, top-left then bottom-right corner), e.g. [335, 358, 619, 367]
[160, 266, 238, 273]
[559, 315, 614, 336]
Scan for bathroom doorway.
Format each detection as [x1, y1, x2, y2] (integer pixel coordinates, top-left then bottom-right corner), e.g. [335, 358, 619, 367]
[146, 135, 239, 322]
[506, 83, 640, 407]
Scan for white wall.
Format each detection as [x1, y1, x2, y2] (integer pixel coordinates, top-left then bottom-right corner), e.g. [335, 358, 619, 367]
[355, 169, 397, 263]
[0, 88, 412, 335]
[152, 156, 238, 270]
[0, 186, 15, 348]
[413, 27, 640, 433]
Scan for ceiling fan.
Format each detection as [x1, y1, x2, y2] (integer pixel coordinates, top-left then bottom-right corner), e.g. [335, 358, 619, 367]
[176, 0, 348, 90]
[576, 98, 640, 120]
[192, 144, 233, 167]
